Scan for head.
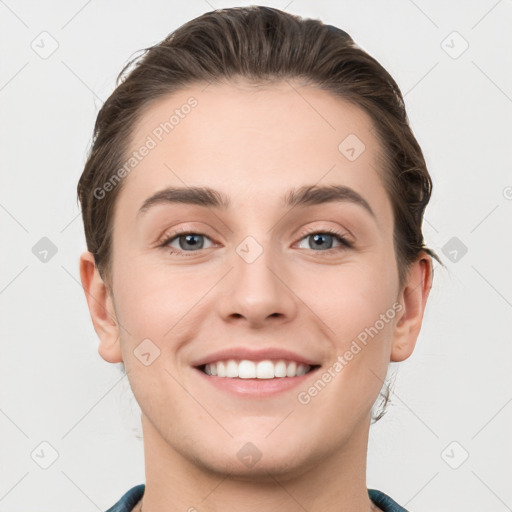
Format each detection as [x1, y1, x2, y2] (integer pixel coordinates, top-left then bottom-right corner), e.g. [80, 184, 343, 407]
[78, 6, 441, 478]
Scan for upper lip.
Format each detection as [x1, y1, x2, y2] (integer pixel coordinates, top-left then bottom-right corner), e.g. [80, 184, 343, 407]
[190, 347, 321, 367]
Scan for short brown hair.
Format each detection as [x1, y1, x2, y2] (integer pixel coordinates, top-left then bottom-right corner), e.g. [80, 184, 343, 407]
[78, 6, 441, 292]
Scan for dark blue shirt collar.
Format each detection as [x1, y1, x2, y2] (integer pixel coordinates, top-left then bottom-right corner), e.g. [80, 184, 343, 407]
[105, 484, 409, 512]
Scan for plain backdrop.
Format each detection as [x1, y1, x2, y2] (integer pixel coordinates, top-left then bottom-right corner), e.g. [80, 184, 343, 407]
[1, 1, 511, 511]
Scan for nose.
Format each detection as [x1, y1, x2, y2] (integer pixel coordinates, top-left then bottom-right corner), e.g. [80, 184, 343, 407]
[217, 239, 298, 328]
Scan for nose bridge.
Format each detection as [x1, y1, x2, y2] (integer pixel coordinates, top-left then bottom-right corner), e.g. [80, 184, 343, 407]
[219, 231, 296, 324]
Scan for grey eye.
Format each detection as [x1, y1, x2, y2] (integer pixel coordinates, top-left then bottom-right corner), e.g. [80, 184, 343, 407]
[298, 233, 341, 251]
[168, 233, 213, 251]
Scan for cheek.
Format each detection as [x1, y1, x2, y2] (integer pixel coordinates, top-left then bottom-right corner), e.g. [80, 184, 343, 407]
[302, 266, 397, 417]
[115, 272, 183, 332]
[111, 225, 398, 355]
[304, 259, 398, 361]
[112, 257, 210, 354]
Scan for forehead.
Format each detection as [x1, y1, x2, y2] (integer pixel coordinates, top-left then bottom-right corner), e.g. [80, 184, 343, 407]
[117, 81, 392, 229]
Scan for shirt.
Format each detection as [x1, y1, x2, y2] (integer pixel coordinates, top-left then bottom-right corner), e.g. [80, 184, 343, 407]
[104, 484, 409, 512]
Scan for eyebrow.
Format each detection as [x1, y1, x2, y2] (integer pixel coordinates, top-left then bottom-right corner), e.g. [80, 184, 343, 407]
[137, 184, 376, 219]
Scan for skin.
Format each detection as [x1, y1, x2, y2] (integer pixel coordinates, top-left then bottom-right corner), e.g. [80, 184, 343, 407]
[80, 81, 432, 512]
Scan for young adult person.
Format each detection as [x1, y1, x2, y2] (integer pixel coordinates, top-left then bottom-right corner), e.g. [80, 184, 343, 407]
[77, 7, 441, 511]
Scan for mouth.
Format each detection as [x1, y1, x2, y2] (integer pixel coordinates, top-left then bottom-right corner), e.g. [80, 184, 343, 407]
[197, 359, 321, 379]
[193, 358, 322, 398]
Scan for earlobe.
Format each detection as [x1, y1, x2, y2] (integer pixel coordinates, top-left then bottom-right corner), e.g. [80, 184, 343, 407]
[79, 251, 123, 364]
[390, 254, 433, 362]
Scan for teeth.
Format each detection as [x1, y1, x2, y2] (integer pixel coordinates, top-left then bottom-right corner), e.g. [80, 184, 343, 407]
[203, 359, 312, 379]
[286, 361, 297, 377]
[239, 360, 256, 378]
[217, 361, 226, 377]
[256, 360, 274, 379]
[226, 360, 239, 378]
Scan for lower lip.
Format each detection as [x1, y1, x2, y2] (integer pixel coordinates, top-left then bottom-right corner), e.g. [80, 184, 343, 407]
[193, 367, 320, 398]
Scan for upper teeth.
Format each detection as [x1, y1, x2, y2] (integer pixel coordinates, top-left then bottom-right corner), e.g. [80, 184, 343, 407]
[204, 360, 311, 379]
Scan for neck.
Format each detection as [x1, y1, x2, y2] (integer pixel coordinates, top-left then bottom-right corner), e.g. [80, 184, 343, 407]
[138, 413, 379, 512]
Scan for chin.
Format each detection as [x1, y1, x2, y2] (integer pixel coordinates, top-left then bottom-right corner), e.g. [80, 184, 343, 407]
[181, 434, 319, 481]
[203, 452, 315, 482]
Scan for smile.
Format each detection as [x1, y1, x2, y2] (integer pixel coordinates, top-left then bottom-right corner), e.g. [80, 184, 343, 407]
[194, 360, 322, 398]
[202, 359, 318, 379]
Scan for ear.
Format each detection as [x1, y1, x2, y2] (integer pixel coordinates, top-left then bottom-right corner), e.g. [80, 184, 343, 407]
[391, 252, 433, 362]
[79, 251, 123, 364]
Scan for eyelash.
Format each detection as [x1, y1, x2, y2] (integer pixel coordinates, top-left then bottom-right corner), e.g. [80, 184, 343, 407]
[158, 226, 353, 257]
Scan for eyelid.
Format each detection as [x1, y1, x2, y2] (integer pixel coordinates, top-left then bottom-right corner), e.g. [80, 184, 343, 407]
[157, 224, 352, 244]
[155, 224, 215, 247]
[296, 224, 353, 244]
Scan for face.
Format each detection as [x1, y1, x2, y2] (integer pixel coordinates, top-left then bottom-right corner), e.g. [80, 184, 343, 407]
[84, 81, 429, 479]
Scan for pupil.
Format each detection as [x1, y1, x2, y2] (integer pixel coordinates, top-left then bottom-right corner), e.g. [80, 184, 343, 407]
[180, 234, 203, 250]
[312, 234, 332, 250]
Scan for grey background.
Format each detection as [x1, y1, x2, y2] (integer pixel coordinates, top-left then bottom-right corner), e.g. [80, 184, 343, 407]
[1, 0, 511, 510]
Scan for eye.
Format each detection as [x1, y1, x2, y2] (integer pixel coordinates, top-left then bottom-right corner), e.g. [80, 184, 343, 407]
[159, 228, 214, 256]
[158, 226, 353, 257]
[296, 228, 352, 253]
